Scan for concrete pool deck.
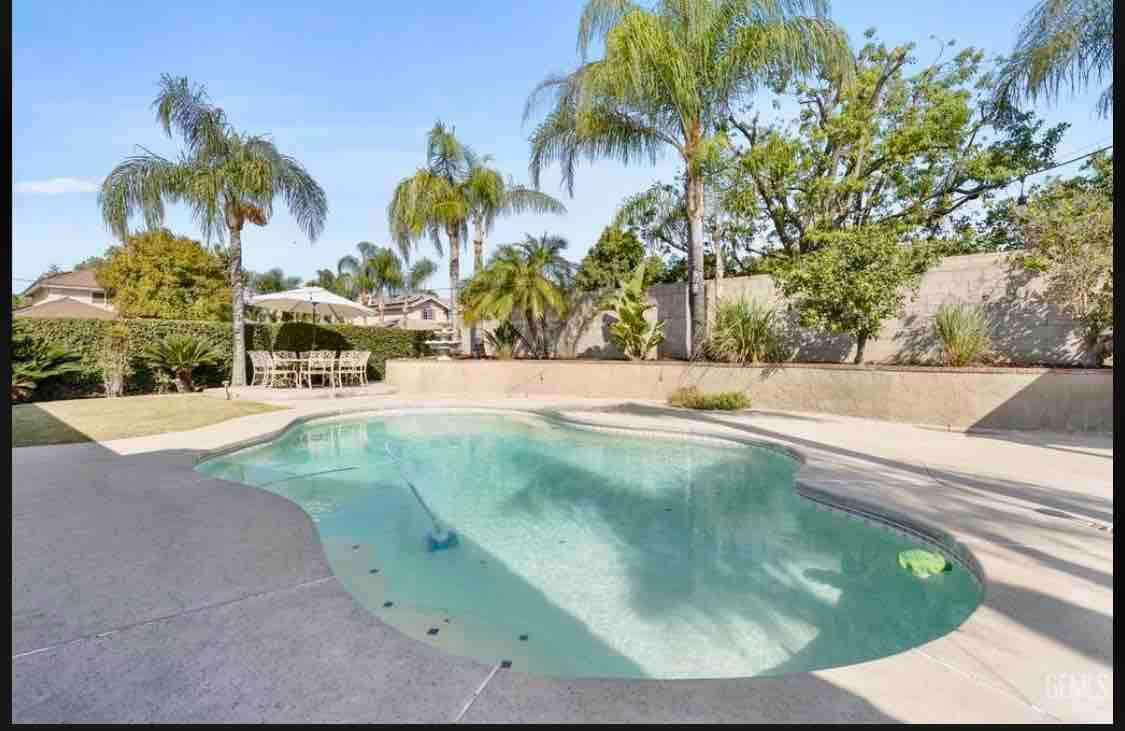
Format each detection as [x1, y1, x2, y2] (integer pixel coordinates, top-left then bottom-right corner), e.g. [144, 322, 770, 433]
[11, 396, 1113, 722]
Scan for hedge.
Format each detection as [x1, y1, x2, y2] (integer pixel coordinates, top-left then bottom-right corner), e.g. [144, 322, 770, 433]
[11, 317, 427, 400]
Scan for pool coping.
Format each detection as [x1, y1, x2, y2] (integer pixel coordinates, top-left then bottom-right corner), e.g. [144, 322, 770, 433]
[194, 405, 987, 595]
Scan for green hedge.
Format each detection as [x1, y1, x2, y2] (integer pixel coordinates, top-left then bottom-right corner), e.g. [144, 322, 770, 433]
[11, 317, 426, 400]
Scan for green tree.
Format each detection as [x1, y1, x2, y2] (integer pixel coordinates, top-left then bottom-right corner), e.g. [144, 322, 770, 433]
[464, 157, 566, 273]
[461, 233, 574, 358]
[99, 74, 328, 385]
[574, 226, 663, 292]
[248, 267, 302, 294]
[1011, 152, 1113, 352]
[97, 228, 231, 320]
[730, 32, 1066, 255]
[525, 0, 850, 355]
[74, 255, 107, 271]
[141, 334, 220, 393]
[335, 241, 379, 300]
[10, 331, 83, 402]
[767, 228, 939, 363]
[993, 0, 1113, 118]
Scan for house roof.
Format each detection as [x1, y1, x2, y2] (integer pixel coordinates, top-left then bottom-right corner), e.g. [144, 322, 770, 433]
[374, 294, 451, 312]
[20, 269, 103, 295]
[13, 297, 118, 320]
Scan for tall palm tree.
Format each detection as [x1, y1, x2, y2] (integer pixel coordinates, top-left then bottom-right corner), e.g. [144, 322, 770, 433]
[464, 159, 567, 273]
[99, 74, 327, 385]
[336, 241, 379, 300]
[525, 0, 850, 356]
[406, 258, 439, 294]
[388, 122, 477, 343]
[365, 247, 405, 323]
[994, 0, 1113, 118]
[461, 233, 574, 358]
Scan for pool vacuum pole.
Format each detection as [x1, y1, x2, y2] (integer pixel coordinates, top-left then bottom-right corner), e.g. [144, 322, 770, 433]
[384, 443, 458, 551]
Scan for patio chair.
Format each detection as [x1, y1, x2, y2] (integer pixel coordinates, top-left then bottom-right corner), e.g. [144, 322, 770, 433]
[337, 350, 371, 386]
[270, 350, 300, 388]
[248, 351, 273, 387]
[303, 350, 337, 388]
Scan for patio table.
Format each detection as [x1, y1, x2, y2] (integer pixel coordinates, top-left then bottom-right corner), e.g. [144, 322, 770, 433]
[269, 353, 308, 388]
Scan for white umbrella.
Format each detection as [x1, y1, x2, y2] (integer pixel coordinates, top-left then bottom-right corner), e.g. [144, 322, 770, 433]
[248, 286, 377, 322]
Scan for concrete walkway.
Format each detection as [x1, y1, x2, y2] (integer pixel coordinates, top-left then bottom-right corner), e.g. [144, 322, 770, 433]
[11, 397, 1113, 722]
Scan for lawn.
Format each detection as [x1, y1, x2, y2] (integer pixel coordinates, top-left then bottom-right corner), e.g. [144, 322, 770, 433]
[12, 394, 286, 447]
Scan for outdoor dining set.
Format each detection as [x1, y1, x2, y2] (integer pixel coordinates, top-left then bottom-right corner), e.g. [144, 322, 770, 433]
[248, 350, 372, 389]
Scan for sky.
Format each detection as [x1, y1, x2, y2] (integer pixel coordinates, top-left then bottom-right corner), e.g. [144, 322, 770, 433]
[11, 0, 1113, 296]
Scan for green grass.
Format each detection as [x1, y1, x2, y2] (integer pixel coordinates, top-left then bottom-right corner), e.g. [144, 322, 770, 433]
[12, 394, 286, 447]
[667, 386, 750, 411]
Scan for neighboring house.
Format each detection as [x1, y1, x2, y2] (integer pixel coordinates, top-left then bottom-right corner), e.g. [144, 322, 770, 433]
[14, 269, 117, 320]
[355, 293, 451, 330]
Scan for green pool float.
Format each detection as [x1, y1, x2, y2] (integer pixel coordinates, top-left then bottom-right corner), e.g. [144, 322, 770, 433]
[898, 549, 951, 578]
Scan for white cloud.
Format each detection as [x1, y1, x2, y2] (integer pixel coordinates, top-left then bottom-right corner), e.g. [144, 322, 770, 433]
[13, 177, 100, 195]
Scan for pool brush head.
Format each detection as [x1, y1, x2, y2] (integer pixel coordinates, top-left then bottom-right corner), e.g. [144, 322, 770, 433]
[427, 530, 459, 552]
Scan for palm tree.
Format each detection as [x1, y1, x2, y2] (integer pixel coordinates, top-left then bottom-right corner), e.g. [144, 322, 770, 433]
[99, 74, 327, 385]
[249, 267, 302, 294]
[336, 240, 379, 300]
[464, 159, 567, 273]
[461, 233, 574, 358]
[365, 247, 405, 323]
[993, 0, 1113, 118]
[524, 0, 850, 356]
[406, 258, 439, 295]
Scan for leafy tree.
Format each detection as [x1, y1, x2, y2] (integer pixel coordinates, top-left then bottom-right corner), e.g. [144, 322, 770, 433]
[767, 228, 939, 363]
[574, 226, 663, 292]
[1011, 152, 1113, 351]
[141, 334, 220, 393]
[248, 267, 302, 294]
[993, 0, 1113, 118]
[461, 233, 574, 358]
[74, 255, 107, 271]
[336, 241, 380, 300]
[525, 0, 851, 356]
[97, 228, 231, 320]
[604, 259, 665, 360]
[729, 32, 1067, 255]
[99, 74, 328, 385]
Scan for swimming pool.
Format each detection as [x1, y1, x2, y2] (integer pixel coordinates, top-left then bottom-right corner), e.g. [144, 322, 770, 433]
[196, 410, 982, 679]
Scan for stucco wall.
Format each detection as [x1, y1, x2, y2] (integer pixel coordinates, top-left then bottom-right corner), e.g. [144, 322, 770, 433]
[385, 359, 1112, 433]
[498, 252, 1089, 365]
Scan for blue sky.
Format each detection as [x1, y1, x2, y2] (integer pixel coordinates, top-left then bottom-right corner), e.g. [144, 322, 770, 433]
[11, 1, 1112, 295]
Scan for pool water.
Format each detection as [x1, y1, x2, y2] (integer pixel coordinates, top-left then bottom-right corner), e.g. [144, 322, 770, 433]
[196, 411, 982, 679]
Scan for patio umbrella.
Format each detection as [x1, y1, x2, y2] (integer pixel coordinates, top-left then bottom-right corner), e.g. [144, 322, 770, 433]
[248, 287, 377, 347]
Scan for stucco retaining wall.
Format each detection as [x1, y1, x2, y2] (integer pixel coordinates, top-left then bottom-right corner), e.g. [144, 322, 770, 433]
[385, 359, 1112, 433]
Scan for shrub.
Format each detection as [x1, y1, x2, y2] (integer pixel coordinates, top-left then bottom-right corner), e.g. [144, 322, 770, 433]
[10, 317, 425, 400]
[97, 322, 133, 397]
[932, 304, 992, 367]
[604, 259, 665, 360]
[484, 321, 524, 360]
[10, 332, 83, 402]
[667, 386, 750, 411]
[706, 297, 787, 364]
[142, 335, 221, 392]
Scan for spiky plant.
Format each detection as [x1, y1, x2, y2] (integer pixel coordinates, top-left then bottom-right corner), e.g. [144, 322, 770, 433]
[99, 74, 328, 386]
[604, 258, 665, 360]
[461, 233, 574, 358]
[932, 304, 993, 367]
[993, 0, 1113, 118]
[483, 321, 527, 360]
[525, 0, 851, 356]
[141, 335, 220, 393]
[10, 333, 83, 402]
[707, 297, 786, 364]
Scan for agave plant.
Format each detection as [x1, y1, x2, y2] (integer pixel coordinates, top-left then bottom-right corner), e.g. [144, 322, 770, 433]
[604, 259, 665, 361]
[10, 333, 83, 402]
[141, 335, 220, 393]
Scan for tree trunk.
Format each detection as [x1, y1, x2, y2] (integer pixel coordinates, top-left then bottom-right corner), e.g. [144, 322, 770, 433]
[175, 370, 193, 393]
[685, 173, 707, 358]
[714, 240, 724, 301]
[447, 225, 462, 355]
[471, 222, 485, 356]
[854, 331, 869, 364]
[525, 309, 541, 358]
[228, 224, 247, 386]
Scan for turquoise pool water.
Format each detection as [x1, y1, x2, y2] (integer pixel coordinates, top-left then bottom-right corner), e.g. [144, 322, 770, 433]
[196, 410, 982, 679]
